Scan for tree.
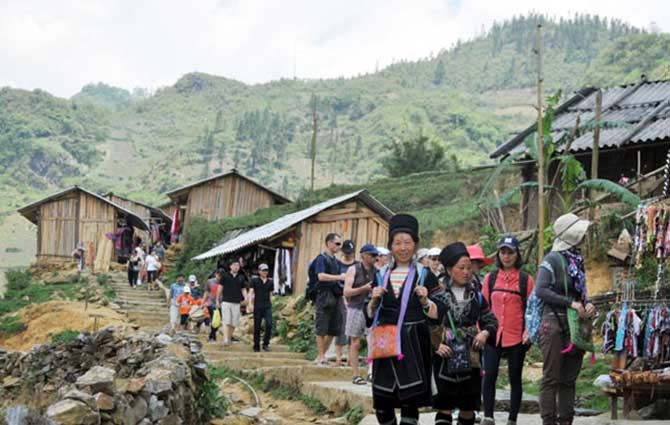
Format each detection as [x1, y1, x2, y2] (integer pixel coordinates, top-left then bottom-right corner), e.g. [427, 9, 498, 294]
[433, 60, 446, 85]
[382, 133, 447, 177]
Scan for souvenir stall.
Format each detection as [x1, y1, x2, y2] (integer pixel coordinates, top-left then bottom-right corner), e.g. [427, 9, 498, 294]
[601, 152, 670, 419]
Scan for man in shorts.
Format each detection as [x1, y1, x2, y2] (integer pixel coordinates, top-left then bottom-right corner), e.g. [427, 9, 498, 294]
[343, 243, 377, 384]
[314, 233, 346, 365]
[220, 259, 248, 346]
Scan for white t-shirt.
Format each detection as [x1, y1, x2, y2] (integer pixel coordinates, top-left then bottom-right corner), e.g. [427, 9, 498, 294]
[145, 254, 160, 272]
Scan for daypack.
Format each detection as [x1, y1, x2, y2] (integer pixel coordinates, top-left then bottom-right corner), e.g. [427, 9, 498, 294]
[305, 253, 339, 303]
[488, 270, 530, 327]
[525, 290, 544, 345]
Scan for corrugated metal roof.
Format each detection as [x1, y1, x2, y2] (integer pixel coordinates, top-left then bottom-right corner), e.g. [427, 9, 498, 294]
[491, 79, 670, 159]
[193, 190, 393, 261]
[18, 186, 150, 231]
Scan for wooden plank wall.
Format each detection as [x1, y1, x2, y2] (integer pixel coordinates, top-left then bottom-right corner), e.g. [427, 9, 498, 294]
[108, 195, 151, 221]
[292, 201, 389, 296]
[185, 175, 278, 223]
[38, 195, 78, 259]
[36, 191, 116, 269]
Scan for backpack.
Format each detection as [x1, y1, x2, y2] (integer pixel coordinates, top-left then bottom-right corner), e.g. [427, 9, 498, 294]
[488, 270, 529, 327]
[306, 258, 320, 303]
[305, 254, 338, 303]
[525, 253, 559, 345]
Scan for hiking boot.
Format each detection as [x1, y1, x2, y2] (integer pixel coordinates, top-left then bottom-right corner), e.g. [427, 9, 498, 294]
[253, 347, 260, 353]
[262, 346, 270, 352]
[480, 417, 495, 425]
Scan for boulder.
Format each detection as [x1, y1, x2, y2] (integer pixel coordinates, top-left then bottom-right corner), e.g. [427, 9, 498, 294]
[45, 399, 99, 425]
[4, 406, 56, 425]
[144, 369, 173, 394]
[149, 395, 169, 421]
[76, 366, 116, 394]
[62, 389, 97, 409]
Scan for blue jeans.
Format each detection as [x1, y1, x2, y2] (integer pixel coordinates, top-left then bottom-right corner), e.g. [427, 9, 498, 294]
[253, 306, 273, 350]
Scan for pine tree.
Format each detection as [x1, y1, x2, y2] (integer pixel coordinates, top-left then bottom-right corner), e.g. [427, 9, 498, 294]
[433, 60, 446, 85]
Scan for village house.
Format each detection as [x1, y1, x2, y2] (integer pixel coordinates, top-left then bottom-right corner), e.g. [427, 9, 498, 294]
[193, 190, 392, 296]
[491, 77, 670, 229]
[18, 186, 149, 271]
[164, 169, 291, 236]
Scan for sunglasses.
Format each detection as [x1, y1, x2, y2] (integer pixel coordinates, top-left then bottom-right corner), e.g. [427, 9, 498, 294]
[333, 242, 342, 246]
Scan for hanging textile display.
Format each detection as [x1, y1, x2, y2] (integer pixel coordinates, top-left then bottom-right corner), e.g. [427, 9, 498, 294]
[171, 209, 181, 244]
[273, 249, 293, 295]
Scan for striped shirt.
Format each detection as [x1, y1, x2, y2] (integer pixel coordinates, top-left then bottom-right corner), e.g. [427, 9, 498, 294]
[389, 266, 409, 297]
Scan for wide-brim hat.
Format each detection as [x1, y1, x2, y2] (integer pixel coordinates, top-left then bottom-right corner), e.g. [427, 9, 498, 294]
[552, 213, 591, 252]
[467, 244, 494, 266]
[440, 242, 470, 269]
[388, 214, 419, 244]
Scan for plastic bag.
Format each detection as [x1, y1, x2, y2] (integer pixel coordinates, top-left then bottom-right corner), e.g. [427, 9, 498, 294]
[211, 309, 221, 329]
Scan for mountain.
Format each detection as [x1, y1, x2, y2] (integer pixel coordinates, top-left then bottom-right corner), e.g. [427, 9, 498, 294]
[1, 14, 669, 222]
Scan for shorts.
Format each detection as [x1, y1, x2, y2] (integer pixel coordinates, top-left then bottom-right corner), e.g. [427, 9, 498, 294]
[221, 302, 241, 327]
[315, 294, 343, 337]
[335, 302, 348, 346]
[180, 314, 189, 325]
[345, 306, 367, 338]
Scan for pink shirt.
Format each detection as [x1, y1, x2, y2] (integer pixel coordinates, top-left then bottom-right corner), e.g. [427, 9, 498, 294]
[482, 269, 535, 348]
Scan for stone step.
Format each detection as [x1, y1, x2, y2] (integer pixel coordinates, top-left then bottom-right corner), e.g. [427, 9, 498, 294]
[116, 300, 167, 308]
[301, 380, 373, 416]
[203, 350, 306, 360]
[209, 356, 310, 370]
[242, 365, 358, 390]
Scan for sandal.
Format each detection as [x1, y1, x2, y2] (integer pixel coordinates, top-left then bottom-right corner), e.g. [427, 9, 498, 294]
[352, 376, 367, 385]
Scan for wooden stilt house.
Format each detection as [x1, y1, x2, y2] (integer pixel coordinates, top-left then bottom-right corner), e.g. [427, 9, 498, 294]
[164, 169, 290, 233]
[104, 192, 172, 245]
[18, 186, 149, 271]
[193, 190, 392, 296]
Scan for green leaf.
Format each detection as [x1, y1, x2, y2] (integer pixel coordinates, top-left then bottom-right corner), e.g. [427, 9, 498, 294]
[477, 150, 524, 203]
[576, 179, 641, 207]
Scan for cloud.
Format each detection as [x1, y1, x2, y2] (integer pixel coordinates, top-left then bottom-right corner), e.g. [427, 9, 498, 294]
[0, 0, 667, 98]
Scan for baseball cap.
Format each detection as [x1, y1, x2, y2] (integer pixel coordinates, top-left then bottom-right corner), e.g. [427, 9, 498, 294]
[498, 236, 520, 251]
[341, 240, 355, 254]
[183, 286, 191, 293]
[258, 263, 269, 271]
[377, 247, 390, 256]
[417, 248, 430, 260]
[360, 244, 380, 255]
[188, 274, 197, 283]
[427, 247, 441, 257]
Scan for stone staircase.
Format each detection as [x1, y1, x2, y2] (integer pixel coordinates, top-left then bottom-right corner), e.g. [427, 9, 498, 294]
[108, 275, 169, 330]
[106, 276, 551, 423]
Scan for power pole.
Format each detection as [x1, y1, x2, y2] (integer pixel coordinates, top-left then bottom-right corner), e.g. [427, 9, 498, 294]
[310, 95, 318, 192]
[589, 90, 602, 249]
[535, 24, 545, 265]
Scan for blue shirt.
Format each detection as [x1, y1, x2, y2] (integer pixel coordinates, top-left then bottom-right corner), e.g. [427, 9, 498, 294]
[170, 283, 185, 306]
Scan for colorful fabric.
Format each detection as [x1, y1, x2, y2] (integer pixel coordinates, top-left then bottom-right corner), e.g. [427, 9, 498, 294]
[389, 266, 409, 297]
[562, 249, 587, 302]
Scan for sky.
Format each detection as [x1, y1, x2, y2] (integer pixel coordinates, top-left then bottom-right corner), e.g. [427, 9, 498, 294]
[1, 0, 669, 98]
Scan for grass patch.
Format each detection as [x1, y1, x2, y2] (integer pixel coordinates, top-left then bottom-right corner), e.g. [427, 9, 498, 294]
[209, 365, 326, 415]
[51, 329, 80, 344]
[0, 270, 81, 316]
[346, 406, 365, 424]
[0, 316, 26, 336]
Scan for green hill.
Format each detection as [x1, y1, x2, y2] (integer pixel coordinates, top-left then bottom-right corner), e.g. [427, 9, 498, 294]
[2, 14, 669, 223]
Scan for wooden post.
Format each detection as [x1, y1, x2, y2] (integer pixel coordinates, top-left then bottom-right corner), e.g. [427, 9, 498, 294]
[637, 150, 642, 196]
[310, 96, 318, 192]
[535, 24, 545, 265]
[589, 90, 602, 250]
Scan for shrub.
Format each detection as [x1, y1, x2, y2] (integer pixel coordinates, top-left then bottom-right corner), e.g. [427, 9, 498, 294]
[346, 406, 365, 424]
[96, 274, 111, 286]
[51, 329, 81, 344]
[0, 316, 26, 336]
[6, 270, 31, 292]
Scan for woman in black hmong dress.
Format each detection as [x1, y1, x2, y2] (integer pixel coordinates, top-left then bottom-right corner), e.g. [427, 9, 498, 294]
[432, 242, 498, 425]
[367, 214, 445, 425]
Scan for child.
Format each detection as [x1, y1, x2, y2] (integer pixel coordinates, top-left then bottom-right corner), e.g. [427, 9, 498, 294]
[190, 290, 209, 334]
[176, 286, 194, 331]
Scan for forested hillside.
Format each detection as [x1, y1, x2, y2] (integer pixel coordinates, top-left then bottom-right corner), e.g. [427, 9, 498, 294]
[1, 14, 669, 223]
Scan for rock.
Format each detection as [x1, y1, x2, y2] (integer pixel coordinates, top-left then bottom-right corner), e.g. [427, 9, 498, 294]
[156, 333, 173, 345]
[4, 406, 56, 425]
[149, 395, 169, 421]
[156, 414, 182, 425]
[240, 407, 263, 418]
[3, 376, 20, 388]
[76, 366, 116, 394]
[94, 392, 114, 411]
[126, 396, 148, 425]
[262, 414, 283, 425]
[127, 378, 146, 394]
[144, 369, 173, 394]
[63, 389, 96, 409]
[108, 302, 121, 310]
[45, 399, 99, 425]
